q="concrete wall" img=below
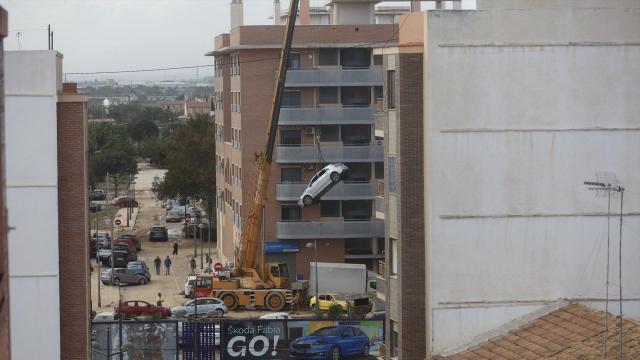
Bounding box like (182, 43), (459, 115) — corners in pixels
(424, 1), (640, 354)
(0, 7), (10, 360)
(5, 50), (62, 360)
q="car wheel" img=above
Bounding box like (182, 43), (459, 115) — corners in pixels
(216, 309), (224, 318)
(363, 344), (369, 356)
(113, 278), (120, 286)
(138, 278), (146, 285)
(330, 171), (340, 182)
(330, 346), (341, 360)
(220, 292), (239, 311)
(302, 195), (313, 206)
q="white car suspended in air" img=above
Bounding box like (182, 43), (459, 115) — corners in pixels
(298, 163), (349, 207)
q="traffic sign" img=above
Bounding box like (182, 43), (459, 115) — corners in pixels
(185, 214), (191, 223)
(214, 262), (223, 271)
(114, 219), (122, 226)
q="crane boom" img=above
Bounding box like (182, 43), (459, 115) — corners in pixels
(237, 0), (300, 271)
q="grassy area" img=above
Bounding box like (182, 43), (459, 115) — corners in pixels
(89, 205), (122, 231)
(93, 182), (133, 198)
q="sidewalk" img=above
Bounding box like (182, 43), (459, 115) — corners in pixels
(112, 207), (139, 231)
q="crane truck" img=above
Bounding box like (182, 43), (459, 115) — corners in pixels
(192, 0), (300, 312)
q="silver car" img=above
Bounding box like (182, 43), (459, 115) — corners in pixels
(100, 268), (150, 286)
(171, 297), (227, 318)
(298, 163), (349, 206)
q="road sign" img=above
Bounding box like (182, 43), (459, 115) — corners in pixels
(114, 219), (122, 226)
(214, 262), (223, 271)
(185, 214), (191, 223)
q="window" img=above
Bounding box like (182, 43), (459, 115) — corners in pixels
(374, 86), (383, 101)
(231, 54), (240, 76)
(342, 200), (372, 220)
(388, 155), (397, 193)
(319, 87), (339, 104)
(341, 124), (370, 145)
(282, 91), (301, 107)
(390, 237), (398, 275)
(387, 70), (396, 109)
(281, 206), (301, 221)
(320, 200), (341, 217)
(374, 162), (384, 179)
(280, 129), (301, 145)
(318, 49), (339, 66)
(345, 238), (372, 255)
(341, 86), (370, 106)
(373, 54), (383, 66)
(344, 163), (371, 182)
(281, 167), (302, 183)
(287, 53), (300, 70)
(340, 48), (371, 68)
(343, 327), (355, 337)
(319, 125), (339, 141)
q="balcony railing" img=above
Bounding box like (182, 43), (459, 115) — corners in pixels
(279, 106), (375, 125)
(276, 181), (376, 201)
(285, 68), (383, 87)
(275, 142), (384, 163)
(277, 219), (384, 239)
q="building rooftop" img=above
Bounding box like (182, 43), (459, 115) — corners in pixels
(436, 303), (640, 360)
(186, 100), (209, 108)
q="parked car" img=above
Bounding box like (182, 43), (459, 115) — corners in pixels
(93, 311), (115, 322)
(149, 226), (169, 242)
(288, 325), (370, 360)
(166, 209), (184, 223)
(99, 249), (132, 267)
(89, 237), (97, 257)
(365, 298), (385, 320)
(114, 237), (136, 254)
(113, 196), (138, 208)
(115, 300), (170, 319)
(184, 276), (197, 298)
(298, 163), (349, 206)
(127, 261), (150, 279)
(259, 312), (289, 320)
(101, 268), (150, 286)
(91, 189), (107, 201)
(182, 223), (209, 239)
(171, 297), (227, 318)
(89, 202), (103, 213)
(92, 231), (111, 248)
(119, 234), (141, 251)
(309, 293), (349, 312)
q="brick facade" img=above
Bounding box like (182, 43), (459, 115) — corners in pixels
(56, 88), (90, 360)
(0, 7), (9, 360)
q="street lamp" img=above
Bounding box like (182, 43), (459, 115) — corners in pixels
(306, 240), (318, 308)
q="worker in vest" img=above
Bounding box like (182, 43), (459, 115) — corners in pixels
(156, 292), (164, 306)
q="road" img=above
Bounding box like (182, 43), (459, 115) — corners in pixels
(91, 163), (313, 319)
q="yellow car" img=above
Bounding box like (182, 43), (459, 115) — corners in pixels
(309, 293), (348, 312)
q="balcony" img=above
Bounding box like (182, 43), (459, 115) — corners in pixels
(275, 142), (384, 163)
(276, 181), (377, 201)
(277, 219), (384, 239)
(279, 107), (375, 125)
(285, 68), (383, 87)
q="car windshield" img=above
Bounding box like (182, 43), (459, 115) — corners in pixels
(332, 294), (346, 300)
(311, 327), (344, 337)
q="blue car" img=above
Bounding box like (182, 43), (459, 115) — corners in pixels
(289, 326), (370, 360)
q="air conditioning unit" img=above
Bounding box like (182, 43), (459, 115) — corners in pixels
(304, 127), (315, 136)
(303, 163), (315, 171)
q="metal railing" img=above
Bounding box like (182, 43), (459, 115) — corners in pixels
(277, 219), (384, 239)
(276, 181), (376, 201)
(275, 142), (384, 163)
(279, 106), (375, 125)
(285, 68), (383, 87)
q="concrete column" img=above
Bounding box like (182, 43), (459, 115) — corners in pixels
(230, 0), (244, 29)
(273, 0), (281, 25)
(453, 0), (462, 10)
(300, 0), (310, 25)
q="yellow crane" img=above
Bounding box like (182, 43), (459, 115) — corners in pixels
(198, 0), (299, 312)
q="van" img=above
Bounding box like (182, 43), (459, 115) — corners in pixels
(184, 276), (197, 298)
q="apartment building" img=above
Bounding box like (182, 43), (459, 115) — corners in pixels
(273, 0), (411, 25)
(376, 1), (640, 358)
(0, 7), (9, 360)
(210, 0), (403, 280)
(5, 51), (90, 360)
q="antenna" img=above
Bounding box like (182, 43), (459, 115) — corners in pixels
(583, 172), (625, 358)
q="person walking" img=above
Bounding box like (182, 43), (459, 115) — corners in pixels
(154, 256), (161, 275)
(172, 241), (179, 256)
(164, 256), (172, 275)
(156, 292), (164, 306)
(190, 257), (197, 275)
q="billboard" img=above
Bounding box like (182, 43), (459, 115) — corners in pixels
(221, 319), (384, 360)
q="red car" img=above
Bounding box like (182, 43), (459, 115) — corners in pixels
(113, 197), (139, 208)
(115, 300), (170, 319)
(114, 238), (136, 253)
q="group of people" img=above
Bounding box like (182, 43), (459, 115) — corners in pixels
(152, 241), (215, 276)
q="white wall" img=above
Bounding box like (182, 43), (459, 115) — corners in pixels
(5, 50), (61, 360)
(424, 1), (640, 354)
(332, 2), (375, 25)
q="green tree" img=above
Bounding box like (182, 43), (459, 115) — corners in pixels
(88, 121), (138, 192)
(139, 137), (168, 167)
(129, 118), (159, 142)
(153, 114), (216, 228)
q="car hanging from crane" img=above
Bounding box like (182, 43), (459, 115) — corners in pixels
(299, 163), (349, 207)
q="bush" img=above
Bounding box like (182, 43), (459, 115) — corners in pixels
(327, 304), (344, 319)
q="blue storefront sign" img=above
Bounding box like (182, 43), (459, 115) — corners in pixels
(265, 241), (299, 253)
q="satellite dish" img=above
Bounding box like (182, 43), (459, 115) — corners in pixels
(102, 98), (111, 108)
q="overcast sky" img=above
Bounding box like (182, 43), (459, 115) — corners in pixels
(1, 0), (475, 83)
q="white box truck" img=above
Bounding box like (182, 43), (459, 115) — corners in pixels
(308, 262), (376, 295)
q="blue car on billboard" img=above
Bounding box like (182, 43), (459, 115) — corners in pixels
(288, 325), (370, 360)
